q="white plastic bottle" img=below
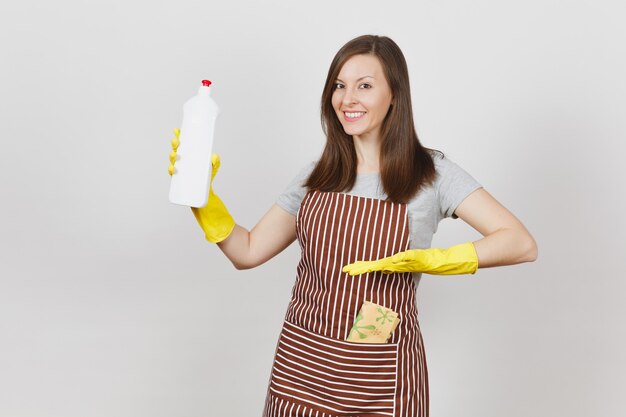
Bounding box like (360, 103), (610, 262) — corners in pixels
(169, 79), (220, 207)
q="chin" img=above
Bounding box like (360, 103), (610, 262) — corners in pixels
(347, 127), (366, 135)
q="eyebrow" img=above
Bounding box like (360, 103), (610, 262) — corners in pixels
(335, 76), (375, 82)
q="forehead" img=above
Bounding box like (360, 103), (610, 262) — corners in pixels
(336, 54), (384, 80)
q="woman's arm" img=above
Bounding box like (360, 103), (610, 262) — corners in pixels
(216, 204), (297, 270)
(453, 188), (538, 268)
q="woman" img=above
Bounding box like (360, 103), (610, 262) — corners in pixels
(169, 35), (538, 417)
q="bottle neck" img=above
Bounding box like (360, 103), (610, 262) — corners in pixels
(198, 86), (211, 96)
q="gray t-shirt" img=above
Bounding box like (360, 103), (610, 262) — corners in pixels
(275, 153), (482, 287)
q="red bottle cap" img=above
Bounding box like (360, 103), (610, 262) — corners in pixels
(202, 80), (212, 87)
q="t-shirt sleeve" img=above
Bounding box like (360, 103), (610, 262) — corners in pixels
(434, 154), (483, 219)
(275, 161), (317, 216)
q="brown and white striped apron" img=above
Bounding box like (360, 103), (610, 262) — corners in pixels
(263, 190), (429, 417)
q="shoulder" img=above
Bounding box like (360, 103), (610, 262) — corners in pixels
(429, 151), (467, 181)
(305, 159), (317, 172)
(429, 150), (451, 170)
(288, 159), (316, 179)
(297, 160), (317, 180)
(275, 160), (318, 216)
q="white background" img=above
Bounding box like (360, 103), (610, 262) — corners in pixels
(1, 0), (624, 416)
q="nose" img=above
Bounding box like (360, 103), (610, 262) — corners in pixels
(341, 86), (358, 107)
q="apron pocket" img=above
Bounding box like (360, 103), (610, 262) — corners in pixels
(346, 300), (401, 344)
(269, 319), (398, 416)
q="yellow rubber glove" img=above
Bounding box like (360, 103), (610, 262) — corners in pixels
(342, 242), (479, 276)
(168, 128), (235, 243)
(167, 128), (180, 175)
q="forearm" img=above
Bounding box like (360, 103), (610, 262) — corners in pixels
(215, 224), (252, 270)
(472, 228), (538, 268)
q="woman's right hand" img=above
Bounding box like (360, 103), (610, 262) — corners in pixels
(190, 153), (236, 243)
(168, 128), (235, 243)
(167, 129), (297, 268)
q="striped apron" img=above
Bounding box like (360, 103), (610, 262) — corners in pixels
(263, 190), (429, 417)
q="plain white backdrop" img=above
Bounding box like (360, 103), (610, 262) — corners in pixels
(1, 0), (624, 416)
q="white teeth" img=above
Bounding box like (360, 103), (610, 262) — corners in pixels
(345, 112), (365, 118)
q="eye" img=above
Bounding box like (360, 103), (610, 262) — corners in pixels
(360, 83), (371, 88)
(334, 83), (343, 89)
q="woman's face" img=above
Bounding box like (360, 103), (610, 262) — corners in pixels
(331, 54), (394, 141)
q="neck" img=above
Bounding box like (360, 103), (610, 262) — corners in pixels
(353, 132), (381, 172)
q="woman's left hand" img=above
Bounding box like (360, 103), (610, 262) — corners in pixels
(341, 242), (479, 276)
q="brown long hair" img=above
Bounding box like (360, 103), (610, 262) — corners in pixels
(303, 34), (444, 204)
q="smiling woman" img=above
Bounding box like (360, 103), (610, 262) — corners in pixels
(169, 33), (537, 417)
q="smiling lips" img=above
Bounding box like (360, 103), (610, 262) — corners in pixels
(343, 111), (366, 121)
